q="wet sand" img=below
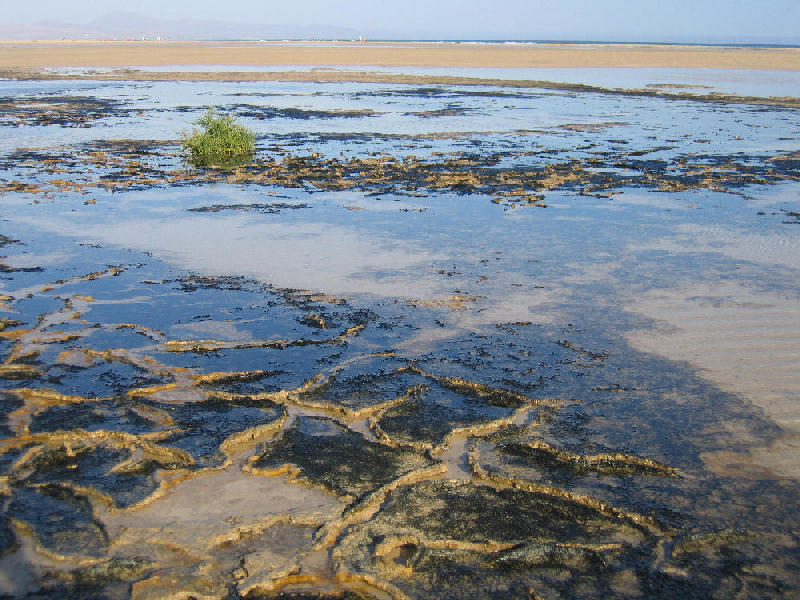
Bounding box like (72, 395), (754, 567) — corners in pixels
(625, 281), (800, 478)
(1, 40), (799, 71)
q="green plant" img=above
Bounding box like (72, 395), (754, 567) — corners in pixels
(181, 108), (255, 166)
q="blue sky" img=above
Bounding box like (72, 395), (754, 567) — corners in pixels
(2, 0), (798, 43)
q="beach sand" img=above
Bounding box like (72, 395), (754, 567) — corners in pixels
(1, 40), (799, 71)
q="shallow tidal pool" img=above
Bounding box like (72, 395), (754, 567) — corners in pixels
(1, 72), (799, 599)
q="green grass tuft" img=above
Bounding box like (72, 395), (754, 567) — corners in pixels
(181, 108), (256, 166)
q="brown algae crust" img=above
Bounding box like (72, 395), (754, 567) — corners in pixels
(2, 140), (798, 208)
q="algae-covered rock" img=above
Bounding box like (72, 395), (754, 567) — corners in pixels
(357, 480), (645, 545)
(158, 395), (287, 467)
(467, 428), (716, 532)
(73, 556), (155, 585)
(7, 485), (108, 558)
(334, 480), (653, 600)
(297, 370), (423, 415)
(248, 591), (379, 600)
(332, 478), (800, 599)
(0, 512), (16, 555)
(247, 416), (438, 501)
(16, 557), (157, 600)
(26, 394), (287, 472)
(0, 390), (24, 438)
(17, 441), (173, 509)
(29, 398), (165, 436)
(295, 357), (427, 416)
(470, 432), (677, 485)
(652, 530), (800, 600)
(372, 379), (519, 453)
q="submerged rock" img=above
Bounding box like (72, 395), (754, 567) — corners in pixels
(247, 416), (439, 501)
(0, 390), (24, 438)
(295, 357), (427, 417)
(371, 376), (524, 453)
(0, 513), (16, 556)
(334, 480), (653, 600)
(7, 485), (108, 559)
(29, 398), (166, 436)
(157, 395), (287, 468)
(13, 439), (178, 510)
(349, 479), (647, 545)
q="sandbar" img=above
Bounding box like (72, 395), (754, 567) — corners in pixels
(1, 40), (799, 71)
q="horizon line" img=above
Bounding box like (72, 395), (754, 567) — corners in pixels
(1, 38), (799, 48)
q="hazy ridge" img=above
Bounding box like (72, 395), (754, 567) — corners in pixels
(0, 10), (363, 41)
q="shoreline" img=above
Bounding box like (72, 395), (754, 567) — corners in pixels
(1, 40), (799, 71)
(3, 67), (798, 109)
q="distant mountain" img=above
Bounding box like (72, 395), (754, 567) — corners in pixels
(0, 11), (363, 41)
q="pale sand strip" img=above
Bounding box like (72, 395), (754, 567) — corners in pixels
(1, 40), (799, 71)
(4, 68), (797, 108)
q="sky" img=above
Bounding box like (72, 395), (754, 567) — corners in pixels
(1, 0), (798, 43)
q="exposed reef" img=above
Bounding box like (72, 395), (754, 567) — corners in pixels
(2, 138), (798, 207)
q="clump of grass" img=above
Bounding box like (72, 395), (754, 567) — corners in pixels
(181, 108), (255, 166)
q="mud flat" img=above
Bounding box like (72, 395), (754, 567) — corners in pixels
(1, 57), (800, 599)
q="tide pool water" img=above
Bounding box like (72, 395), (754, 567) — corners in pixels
(0, 71), (799, 599)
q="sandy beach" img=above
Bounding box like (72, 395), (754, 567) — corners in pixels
(1, 40), (799, 71)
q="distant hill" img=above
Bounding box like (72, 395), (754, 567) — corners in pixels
(0, 11), (363, 41)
